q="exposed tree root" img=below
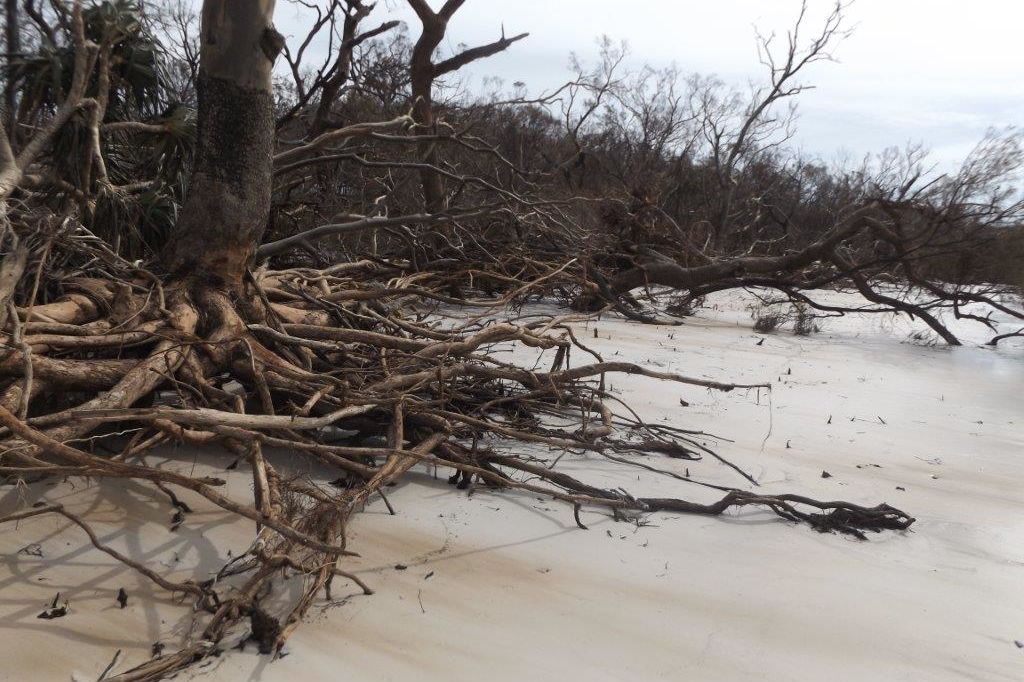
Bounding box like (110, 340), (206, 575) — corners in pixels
(0, 233), (916, 681)
(6, 2), (1022, 679)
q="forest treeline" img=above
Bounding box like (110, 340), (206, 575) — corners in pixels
(0, 3), (1014, 676)
(3, 1), (1021, 308)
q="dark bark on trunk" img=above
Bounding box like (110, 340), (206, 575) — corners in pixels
(405, 0), (524, 217)
(312, 59), (353, 137)
(310, 8), (395, 136)
(410, 21), (446, 213)
(610, 205), (877, 294)
(163, 0), (282, 289)
(713, 187), (734, 251)
(165, 75), (275, 286)
(4, 0), (18, 140)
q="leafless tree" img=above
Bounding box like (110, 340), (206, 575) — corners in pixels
(406, 0), (527, 211)
(2, 2), (1021, 678)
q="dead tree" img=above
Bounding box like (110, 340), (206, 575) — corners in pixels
(527, 3), (1023, 343)
(406, 0), (527, 212)
(704, 1), (848, 251)
(0, 2), (954, 679)
(275, 1), (399, 132)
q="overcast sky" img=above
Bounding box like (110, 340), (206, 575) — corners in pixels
(272, 0), (1024, 166)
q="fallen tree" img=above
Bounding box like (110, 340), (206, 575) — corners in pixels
(253, 0), (1023, 344)
(8, 1), (1014, 678)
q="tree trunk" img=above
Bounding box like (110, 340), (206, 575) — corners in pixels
(163, 0), (283, 289)
(410, 18), (446, 213)
(310, 7), (364, 136)
(4, 0), (18, 140)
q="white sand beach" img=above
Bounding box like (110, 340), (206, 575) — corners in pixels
(3, 290), (1021, 682)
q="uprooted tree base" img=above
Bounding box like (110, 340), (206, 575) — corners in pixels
(0, 229), (913, 681)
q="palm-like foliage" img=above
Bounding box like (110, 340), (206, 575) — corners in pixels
(11, 1), (195, 259)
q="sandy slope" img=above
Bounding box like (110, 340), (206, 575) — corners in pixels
(1, 291), (1021, 681)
